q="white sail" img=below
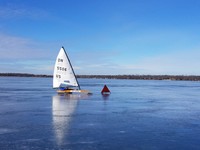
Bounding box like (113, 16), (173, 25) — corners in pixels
(53, 47), (80, 89)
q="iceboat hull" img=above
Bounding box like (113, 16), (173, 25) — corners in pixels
(57, 89), (92, 94)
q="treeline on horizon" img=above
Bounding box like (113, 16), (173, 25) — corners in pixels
(76, 75), (200, 81)
(0, 73), (52, 78)
(1, 73), (200, 81)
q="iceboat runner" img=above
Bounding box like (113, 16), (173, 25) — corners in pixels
(53, 47), (91, 94)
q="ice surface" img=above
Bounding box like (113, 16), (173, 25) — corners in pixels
(0, 77), (200, 149)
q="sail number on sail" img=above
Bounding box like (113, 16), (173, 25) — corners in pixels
(57, 58), (67, 71)
(56, 58), (68, 79)
(56, 66), (67, 79)
(56, 75), (61, 78)
(57, 66), (67, 71)
(58, 58), (63, 62)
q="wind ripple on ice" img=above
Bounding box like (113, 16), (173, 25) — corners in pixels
(0, 128), (17, 134)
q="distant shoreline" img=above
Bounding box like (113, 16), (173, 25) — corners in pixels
(0, 73), (200, 81)
(0, 73), (52, 78)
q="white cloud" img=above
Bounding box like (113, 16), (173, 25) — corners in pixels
(0, 3), (48, 19)
(122, 48), (200, 75)
(0, 33), (57, 59)
(74, 47), (200, 75)
(0, 33), (57, 74)
(0, 33), (199, 75)
(0, 34), (32, 59)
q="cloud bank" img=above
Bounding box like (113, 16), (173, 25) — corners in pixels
(0, 3), (48, 19)
(0, 33), (55, 74)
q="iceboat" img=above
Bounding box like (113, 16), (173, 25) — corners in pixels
(53, 47), (91, 94)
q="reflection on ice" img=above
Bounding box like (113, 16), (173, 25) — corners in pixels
(102, 94), (110, 100)
(52, 94), (89, 146)
(52, 95), (78, 146)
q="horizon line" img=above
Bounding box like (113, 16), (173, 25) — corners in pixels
(0, 72), (200, 77)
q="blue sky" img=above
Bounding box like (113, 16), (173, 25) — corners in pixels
(0, 0), (200, 75)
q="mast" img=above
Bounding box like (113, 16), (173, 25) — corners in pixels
(62, 46), (81, 90)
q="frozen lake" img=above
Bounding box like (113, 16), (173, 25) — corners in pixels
(0, 77), (200, 149)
